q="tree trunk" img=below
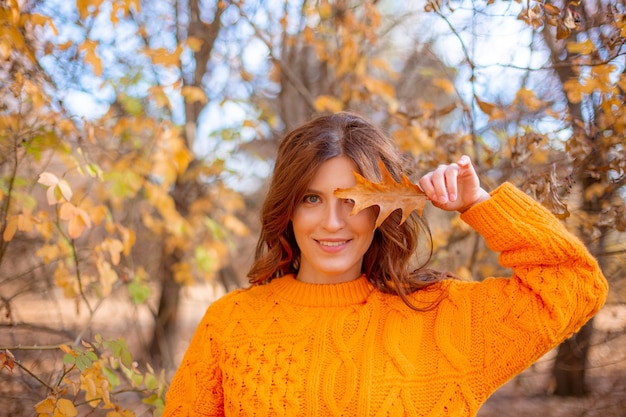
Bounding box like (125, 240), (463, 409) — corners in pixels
(149, 248), (182, 369)
(551, 318), (594, 396)
(147, 0), (225, 369)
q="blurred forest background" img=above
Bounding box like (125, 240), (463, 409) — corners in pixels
(1, 0), (625, 416)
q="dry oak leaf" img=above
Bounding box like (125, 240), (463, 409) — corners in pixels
(1, 349), (15, 372)
(334, 159), (427, 229)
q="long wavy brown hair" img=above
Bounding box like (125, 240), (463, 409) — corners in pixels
(247, 112), (451, 309)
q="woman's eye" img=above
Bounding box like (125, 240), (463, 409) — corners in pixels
(303, 195), (320, 204)
(345, 198), (355, 205)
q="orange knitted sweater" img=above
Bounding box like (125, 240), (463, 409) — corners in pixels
(163, 183), (608, 417)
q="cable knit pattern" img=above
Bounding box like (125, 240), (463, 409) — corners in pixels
(163, 183), (608, 417)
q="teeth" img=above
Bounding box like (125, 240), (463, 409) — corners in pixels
(318, 241), (347, 247)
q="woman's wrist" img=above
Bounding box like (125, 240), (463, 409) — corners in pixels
(458, 189), (491, 213)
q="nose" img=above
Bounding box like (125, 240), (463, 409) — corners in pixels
(322, 200), (346, 231)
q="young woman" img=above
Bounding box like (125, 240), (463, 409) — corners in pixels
(162, 112), (608, 416)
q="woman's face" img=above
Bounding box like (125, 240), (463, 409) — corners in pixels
(291, 156), (376, 284)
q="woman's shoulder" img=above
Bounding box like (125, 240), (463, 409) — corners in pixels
(204, 281), (276, 317)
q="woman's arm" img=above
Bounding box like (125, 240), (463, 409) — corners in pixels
(162, 307), (225, 417)
(419, 157), (608, 397)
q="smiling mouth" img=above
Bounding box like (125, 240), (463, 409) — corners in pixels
(317, 240), (349, 247)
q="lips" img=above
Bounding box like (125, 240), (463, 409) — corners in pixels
(316, 239), (350, 247)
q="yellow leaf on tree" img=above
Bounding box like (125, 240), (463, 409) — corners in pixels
(474, 95), (496, 115)
(79, 39), (103, 76)
(174, 147), (193, 175)
(432, 77), (456, 94)
(34, 396), (56, 414)
(563, 78), (583, 103)
(514, 88), (544, 112)
(54, 263), (78, 299)
(172, 261), (193, 285)
(2, 217), (17, 242)
(59, 202), (92, 239)
(38, 172), (73, 205)
(76, 0), (103, 20)
(223, 213), (249, 237)
(97, 258), (118, 296)
(181, 86), (207, 104)
(144, 46), (182, 67)
(117, 224), (136, 256)
(26, 13), (58, 36)
(474, 95), (505, 120)
(55, 398), (78, 417)
(186, 36), (204, 52)
(584, 182), (606, 201)
(102, 238), (124, 266)
(314, 95), (343, 113)
(334, 159), (427, 228)
(363, 76), (396, 99)
(566, 39), (595, 55)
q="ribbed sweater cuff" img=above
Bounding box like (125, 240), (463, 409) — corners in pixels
(460, 182), (539, 249)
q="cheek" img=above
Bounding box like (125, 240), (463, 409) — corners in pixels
(291, 207), (314, 234)
(355, 207), (377, 232)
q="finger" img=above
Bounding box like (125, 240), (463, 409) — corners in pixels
(443, 165), (459, 201)
(456, 155), (476, 179)
(431, 164), (453, 204)
(418, 173), (436, 200)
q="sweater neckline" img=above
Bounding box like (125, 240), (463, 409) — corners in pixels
(270, 274), (374, 307)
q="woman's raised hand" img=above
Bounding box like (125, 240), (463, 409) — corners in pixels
(418, 155), (490, 213)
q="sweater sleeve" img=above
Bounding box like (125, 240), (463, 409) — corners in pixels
(458, 182), (608, 394)
(162, 300), (226, 417)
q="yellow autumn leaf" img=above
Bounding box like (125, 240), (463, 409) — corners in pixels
(318, 2), (332, 19)
(86, 204), (107, 225)
(76, 0), (98, 20)
(514, 88), (544, 112)
(97, 258), (118, 296)
(186, 36), (204, 52)
(362, 76), (396, 98)
(34, 396), (55, 414)
(222, 213), (249, 237)
(39, 172), (73, 205)
(24, 79), (47, 109)
(432, 77), (456, 94)
(144, 46), (181, 67)
(314, 95), (343, 112)
(59, 202), (92, 239)
(26, 13), (58, 36)
(174, 147), (193, 175)
(37, 243), (61, 263)
(58, 344), (73, 354)
(102, 238), (124, 266)
(54, 263), (77, 298)
(57, 40), (73, 51)
(474, 95), (505, 120)
(563, 78), (583, 103)
(79, 39), (102, 76)
(584, 182), (606, 201)
(566, 39), (595, 55)
(172, 261), (193, 285)
(117, 225), (136, 256)
(55, 399), (78, 417)
(474, 95), (496, 115)
(2, 217), (17, 242)
(181, 86), (207, 104)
